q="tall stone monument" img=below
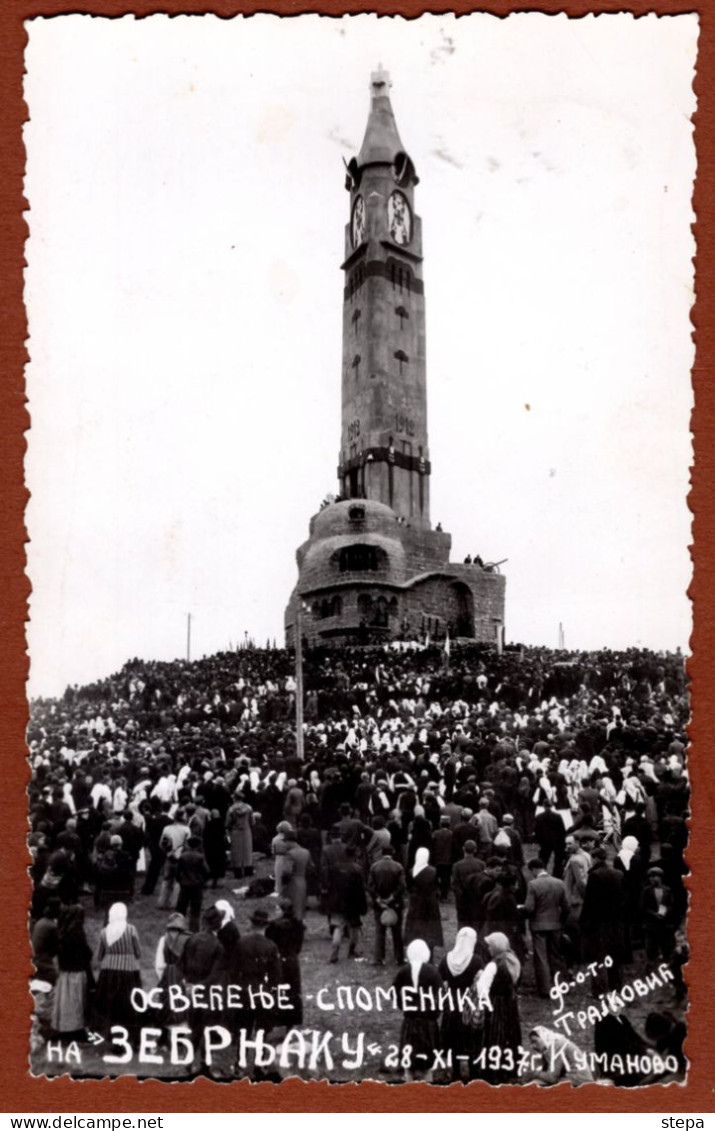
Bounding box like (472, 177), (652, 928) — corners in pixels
(286, 68), (506, 647)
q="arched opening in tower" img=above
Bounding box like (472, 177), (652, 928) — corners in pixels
(451, 581), (475, 638)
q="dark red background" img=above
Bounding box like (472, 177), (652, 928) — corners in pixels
(1, 0), (712, 1111)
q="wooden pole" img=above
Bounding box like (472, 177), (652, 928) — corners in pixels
(295, 602), (305, 762)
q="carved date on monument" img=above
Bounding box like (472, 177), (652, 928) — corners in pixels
(394, 413), (415, 437)
(347, 419), (361, 442)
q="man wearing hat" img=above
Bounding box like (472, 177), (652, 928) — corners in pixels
(181, 906), (225, 1070)
(451, 809), (476, 859)
(642, 865), (676, 969)
(265, 897), (305, 1027)
(232, 906), (282, 1043)
(183, 905), (223, 986)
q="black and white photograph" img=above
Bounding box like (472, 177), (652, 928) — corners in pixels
(23, 13), (695, 1086)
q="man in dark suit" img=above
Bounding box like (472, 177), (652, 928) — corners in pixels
(182, 905), (225, 1072)
(116, 810), (145, 895)
(431, 816), (454, 899)
(176, 834), (210, 932)
(368, 845), (406, 965)
(581, 847), (626, 992)
(320, 824), (347, 925)
(641, 865), (676, 968)
(141, 799), (172, 896)
(452, 810), (477, 859)
(451, 840), (484, 928)
(232, 905), (283, 1039)
(523, 857), (569, 997)
(461, 857), (496, 935)
(534, 798), (567, 875)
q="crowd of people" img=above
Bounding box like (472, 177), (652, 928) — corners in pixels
(28, 641), (689, 1083)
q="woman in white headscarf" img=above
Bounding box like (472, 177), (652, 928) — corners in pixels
(615, 835), (639, 873)
(529, 1025), (594, 1084)
(214, 898), (241, 972)
(438, 927), (483, 1080)
(618, 769), (647, 819)
(473, 932), (522, 1084)
(392, 939), (443, 1082)
(614, 834), (645, 960)
(92, 902), (142, 1038)
(404, 847), (443, 955)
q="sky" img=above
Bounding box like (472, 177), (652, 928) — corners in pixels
(23, 13), (697, 698)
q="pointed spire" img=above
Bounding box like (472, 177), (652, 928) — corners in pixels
(356, 65), (406, 169)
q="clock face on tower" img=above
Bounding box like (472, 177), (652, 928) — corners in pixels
(351, 195), (365, 249)
(388, 190), (412, 246)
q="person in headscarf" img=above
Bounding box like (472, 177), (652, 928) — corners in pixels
(618, 768), (648, 821)
(271, 820), (293, 896)
(51, 904), (93, 1039)
(226, 791), (254, 879)
(392, 939), (444, 1082)
(405, 805), (433, 873)
(437, 927), (483, 1081)
(614, 834), (645, 958)
(92, 902), (142, 1039)
(30, 978), (55, 1053)
(214, 898), (241, 969)
(155, 912), (190, 975)
(474, 932), (521, 1083)
(528, 1025), (594, 1085)
(404, 847), (443, 957)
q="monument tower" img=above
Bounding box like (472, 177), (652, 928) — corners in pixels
(285, 68), (506, 646)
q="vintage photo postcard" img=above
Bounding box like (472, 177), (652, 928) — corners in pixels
(23, 12), (696, 1089)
